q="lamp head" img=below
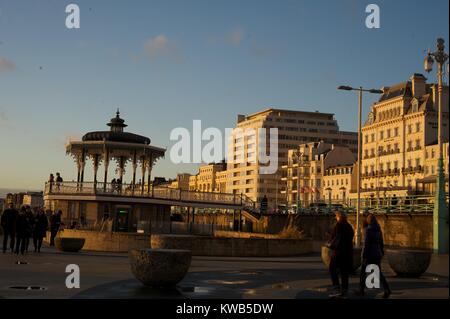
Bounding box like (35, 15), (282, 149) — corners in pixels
(424, 55), (434, 73)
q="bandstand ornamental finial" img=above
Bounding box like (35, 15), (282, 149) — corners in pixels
(107, 109), (127, 133)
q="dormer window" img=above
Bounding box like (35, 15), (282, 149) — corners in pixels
(411, 98), (419, 112)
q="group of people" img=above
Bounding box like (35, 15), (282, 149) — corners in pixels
(1, 203), (63, 255)
(327, 210), (391, 298)
(48, 172), (64, 192)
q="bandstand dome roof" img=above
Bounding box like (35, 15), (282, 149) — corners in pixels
(82, 110), (151, 145)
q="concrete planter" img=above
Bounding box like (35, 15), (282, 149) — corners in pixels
(55, 237), (85, 252)
(321, 245), (362, 272)
(129, 249), (191, 287)
(386, 249), (432, 278)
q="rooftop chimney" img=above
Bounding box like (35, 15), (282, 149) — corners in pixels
(410, 73), (427, 98)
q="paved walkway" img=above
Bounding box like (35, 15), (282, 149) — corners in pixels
(0, 245), (448, 299)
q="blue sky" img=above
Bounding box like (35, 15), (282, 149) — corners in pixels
(0, 0), (448, 190)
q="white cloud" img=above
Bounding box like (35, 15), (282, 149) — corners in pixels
(207, 27), (246, 47)
(227, 28), (245, 46)
(143, 34), (182, 62)
(0, 57), (15, 73)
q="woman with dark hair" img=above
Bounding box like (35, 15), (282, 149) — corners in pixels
(360, 213), (391, 298)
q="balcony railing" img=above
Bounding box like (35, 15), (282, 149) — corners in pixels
(44, 181), (254, 208)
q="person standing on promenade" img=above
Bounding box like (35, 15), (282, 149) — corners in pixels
(48, 173), (55, 192)
(359, 213), (391, 298)
(49, 210), (63, 246)
(327, 210), (354, 298)
(24, 206), (34, 252)
(14, 207), (29, 255)
(1, 202), (18, 253)
(55, 172), (63, 191)
(33, 208), (48, 253)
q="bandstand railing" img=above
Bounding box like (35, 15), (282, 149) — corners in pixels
(44, 181), (254, 208)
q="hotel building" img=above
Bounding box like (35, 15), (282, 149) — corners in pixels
(360, 73), (449, 199)
(188, 161), (227, 193)
(227, 109), (358, 208)
(281, 142), (356, 208)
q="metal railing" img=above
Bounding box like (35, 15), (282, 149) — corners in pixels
(44, 181), (254, 208)
(277, 194), (448, 215)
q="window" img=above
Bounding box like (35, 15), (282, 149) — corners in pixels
(408, 124), (412, 134)
(380, 131), (384, 140)
(394, 127), (399, 136)
(408, 141), (413, 150)
(416, 122), (420, 132)
(365, 135), (369, 143)
(394, 161), (398, 169)
(415, 158), (420, 167)
(387, 129), (391, 138)
(371, 133), (375, 142)
(407, 159), (412, 168)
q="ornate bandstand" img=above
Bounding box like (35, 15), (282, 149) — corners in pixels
(43, 111), (251, 233)
(66, 110), (165, 194)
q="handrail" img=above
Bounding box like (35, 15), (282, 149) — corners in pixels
(44, 181), (250, 207)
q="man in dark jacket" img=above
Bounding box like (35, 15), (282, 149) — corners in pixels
(360, 213), (391, 298)
(33, 208), (48, 253)
(327, 210), (354, 297)
(1, 202), (18, 253)
(24, 206), (34, 252)
(15, 207), (29, 255)
(49, 210), (63, 246)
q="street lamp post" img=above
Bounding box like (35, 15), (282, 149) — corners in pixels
(424, 38), (449, 254)
(338, 85), (383, 247)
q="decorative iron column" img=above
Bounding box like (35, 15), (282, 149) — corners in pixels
(103, 148), (109, 192)
(424, 38), (449, 254)
(92, 154), (100, 192)
(132, 150), (137, 193)
(147, 152), (153, 195)
(140, 156), (147, 195)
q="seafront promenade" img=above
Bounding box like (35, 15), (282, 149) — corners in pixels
(0, 244), (447, 299)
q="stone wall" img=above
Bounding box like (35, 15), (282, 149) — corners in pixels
(54, 229), (150, 252)
(151, 234), (313, 257)
(180, 212), (434, 249)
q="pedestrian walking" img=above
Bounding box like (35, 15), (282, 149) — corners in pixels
(24, 206), (34, 252)
(359, 213), (391, 298)
(260, 195), (268, 214)
(327, 210), (354, 298)
(1, 202), (18, 253)
(33, 208), (48, 253)
(49, 210), (63, 246)
(15, 207), (29, 255)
